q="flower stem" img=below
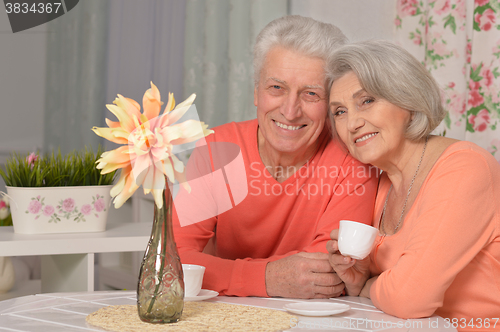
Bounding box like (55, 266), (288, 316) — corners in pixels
(146, 197), (168, 314)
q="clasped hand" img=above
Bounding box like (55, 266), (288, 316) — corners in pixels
(326, 229), (371, 296)
(265, 252), (345, 298)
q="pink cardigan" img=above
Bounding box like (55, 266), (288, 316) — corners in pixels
(370, 141), (500, 327)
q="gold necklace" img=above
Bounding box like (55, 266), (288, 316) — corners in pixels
(381, 136), (429, 234)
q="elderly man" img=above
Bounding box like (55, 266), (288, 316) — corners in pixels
(172, 15), (378, 298)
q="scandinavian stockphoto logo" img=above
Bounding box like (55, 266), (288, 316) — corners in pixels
(172, 140), (249, 227)
(127, 103), (249, 228)
(4, 0), (79, 33)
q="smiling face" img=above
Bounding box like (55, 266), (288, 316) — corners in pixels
(329, 71), (412, 168)
(254, 46), (328, 162)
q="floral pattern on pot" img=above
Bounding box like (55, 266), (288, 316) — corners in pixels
(394, 0), (500, 158)
(25, 195), (107, 223)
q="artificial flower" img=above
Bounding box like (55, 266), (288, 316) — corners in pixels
(0, 199), (9, 219)
(26, 152), (38, 169)
(92, 82), (213, 209)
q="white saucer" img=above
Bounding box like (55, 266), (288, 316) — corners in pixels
(284, 302), (350, 316)
(185, 289), (219, 301)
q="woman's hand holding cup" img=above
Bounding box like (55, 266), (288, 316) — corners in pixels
(327, 220), (377, 296)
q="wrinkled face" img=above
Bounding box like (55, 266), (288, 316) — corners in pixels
(254, 46), (328, 158)
(329, 71), (412, 167)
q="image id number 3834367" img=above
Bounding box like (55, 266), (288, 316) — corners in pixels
(444, 318), (499, 329)
(5, 2), (62, 14)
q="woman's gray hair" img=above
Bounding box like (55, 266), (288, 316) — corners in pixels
(327, 40), (446, 141)
(253, 15), (347, 85)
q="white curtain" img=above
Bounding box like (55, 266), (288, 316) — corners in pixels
(44, 0), (109, 155)
(44, 0), (187, 154)
(44, 0), (290, 152)
(183, 0), (289, 127)
(105, 0), (186, 115)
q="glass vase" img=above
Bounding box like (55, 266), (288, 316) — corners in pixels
(137, 185), (184, 323)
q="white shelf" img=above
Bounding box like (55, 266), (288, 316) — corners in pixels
(0, 220), (151, 294)
(0, 222), (152, 256)
(0, 192), (158, 294)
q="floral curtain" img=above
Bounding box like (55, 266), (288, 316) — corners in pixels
(395, 0), (500, 162)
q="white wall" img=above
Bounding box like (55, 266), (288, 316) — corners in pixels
(291, 0), (396, 42)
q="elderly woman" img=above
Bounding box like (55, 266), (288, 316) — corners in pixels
(326, 40), (500, 324)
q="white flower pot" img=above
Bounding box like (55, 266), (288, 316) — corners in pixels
(5, 185), (112, 234)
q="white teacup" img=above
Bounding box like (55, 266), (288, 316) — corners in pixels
(182, 264), (205, 297)
(338, 220), (378, 260)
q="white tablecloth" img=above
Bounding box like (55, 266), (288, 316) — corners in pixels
(0, 290), (457, 331)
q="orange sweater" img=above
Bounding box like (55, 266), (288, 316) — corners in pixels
(370, 141), (500, 328)
(173, 119), (378, 297)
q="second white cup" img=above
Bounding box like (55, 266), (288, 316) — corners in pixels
(338, 220), (378, 260)
(182, 264), (205, 297)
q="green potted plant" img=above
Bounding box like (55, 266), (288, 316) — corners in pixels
(0, 146), (116, 234)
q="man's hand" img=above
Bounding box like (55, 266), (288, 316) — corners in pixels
(265, 252), (344, 298)
(327, 229), (371, 296)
